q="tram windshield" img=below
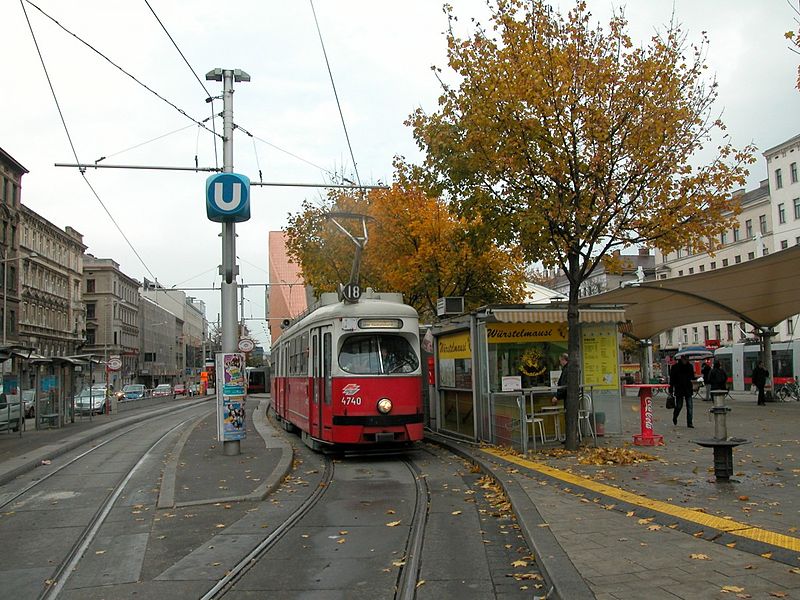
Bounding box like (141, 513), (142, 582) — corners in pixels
(339, 334), (419, 374)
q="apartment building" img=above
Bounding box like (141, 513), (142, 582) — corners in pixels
(83, 256), (140, 389)
(653, 134), (800, 354)
(19, 209), (87, 357)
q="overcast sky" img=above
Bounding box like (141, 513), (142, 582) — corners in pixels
(5, 0), (800, 350)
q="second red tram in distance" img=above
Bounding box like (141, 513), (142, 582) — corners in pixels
(271, 289), (423, 450)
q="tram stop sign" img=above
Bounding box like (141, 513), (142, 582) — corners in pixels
(206, 173), (251, 222)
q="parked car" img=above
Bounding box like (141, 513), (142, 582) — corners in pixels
(22, 389), (37, 418)
(0, 392), (24, 431)
(74, 388), (109, 415)
(122, 384), (146, 401)
(173, 383), (186, 396)
(152, 384), (173, 397)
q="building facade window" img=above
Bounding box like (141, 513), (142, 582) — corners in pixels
(726, 323), (734, 341)
(745, 219), (753, 238)
(735, 255), (741, 264)
(682, 328), (688, 344)
(791, 162), (798, 184)
(733, 227), (740, 241)
(720, 231), (727, 245)
(747, 251), (755, 260)
(778, 203), (786, 224)
(692, 327), (699, 343)
(788, 319), (795, 335)
(699, 265), (705, 272)
(715, 324), (721, 340)
(776, 168), (783, 189)
(86, 303), (95, 319)
(688, 267), (694, 274)
(710, 261), (716, 269)
(87, 279), (95, 293)
(759, 214), (767, 234)
(794, 198), (800, 220)
(722, 258), (729, 267)
(703, 326), (709, 341)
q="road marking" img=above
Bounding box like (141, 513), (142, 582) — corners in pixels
(482, 448), (800, 553)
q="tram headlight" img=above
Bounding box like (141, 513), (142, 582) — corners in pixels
(377, 398), (393, 414)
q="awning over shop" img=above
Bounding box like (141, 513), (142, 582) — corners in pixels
(488, 307), (626, 324)
(580, 244), (800, 340)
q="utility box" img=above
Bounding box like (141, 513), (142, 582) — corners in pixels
(436, 297), (464, 317)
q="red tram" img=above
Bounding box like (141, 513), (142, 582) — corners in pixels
(271, 289), (423, 450)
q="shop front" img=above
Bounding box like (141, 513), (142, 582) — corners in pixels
(430, 305), (625, 449)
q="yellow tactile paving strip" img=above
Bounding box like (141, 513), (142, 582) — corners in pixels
(483, 448), (800, 553)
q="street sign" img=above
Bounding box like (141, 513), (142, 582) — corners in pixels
(206, 173), (251, 222)
(341, 283), (361, 303)
(238, 338), (255, 353)
(107, 356), (122, 371)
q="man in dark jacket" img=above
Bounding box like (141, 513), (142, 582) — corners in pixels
(669, 356), (696, 428)
(751, 361), (769, 406)
(708, 360), (728, 401)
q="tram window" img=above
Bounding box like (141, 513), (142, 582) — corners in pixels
(339, 334), (419, 374)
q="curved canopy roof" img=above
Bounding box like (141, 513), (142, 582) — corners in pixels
(579, 244), (800, 340)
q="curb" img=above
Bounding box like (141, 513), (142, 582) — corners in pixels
(426, 432), (595, 600)
(168, 396), (294, 508)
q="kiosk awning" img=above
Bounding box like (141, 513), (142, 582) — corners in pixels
(489, 308), (626, 324)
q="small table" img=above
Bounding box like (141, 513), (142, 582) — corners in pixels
(623, 384), (670, 446)
(534, 405), (564, 442)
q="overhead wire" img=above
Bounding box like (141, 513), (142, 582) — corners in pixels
(20, 0), (159, 283)
(308, 0), (363, 189)
(143, 0), (220, 169)
(93, 123), (197, 164)
(22, 0), (222, 140)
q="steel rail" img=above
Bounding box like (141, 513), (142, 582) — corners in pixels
(395, 456), (430, 600)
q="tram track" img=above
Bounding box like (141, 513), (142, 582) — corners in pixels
(202, 450), (431, 600)
(0, 400), (209, 512)
(0, 402), (211, 599)
(39, 414), (201, 600)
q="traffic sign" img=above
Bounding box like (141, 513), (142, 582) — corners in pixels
(238, 338), (255, 353)
(107, 356), (122, 371)
(206, 173), (251, 222)
(341, 283), (361, 303)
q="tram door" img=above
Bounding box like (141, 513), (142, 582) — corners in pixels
(311, 327), (333, 441)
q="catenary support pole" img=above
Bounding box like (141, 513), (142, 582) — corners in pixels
(215, 68), (249, 456)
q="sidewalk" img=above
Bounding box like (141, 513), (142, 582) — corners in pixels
(433, 391), (800, 599)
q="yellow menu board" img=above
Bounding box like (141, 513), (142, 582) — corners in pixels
(581, 325), (619, 390)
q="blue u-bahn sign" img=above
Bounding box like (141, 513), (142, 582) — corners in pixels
(206, 173), (251, 222)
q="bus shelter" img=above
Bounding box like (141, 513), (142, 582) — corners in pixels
(429, 304), (626, 451)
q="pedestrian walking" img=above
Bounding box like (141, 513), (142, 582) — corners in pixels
(669, 355), (695, 428)
(751, 361), (769, 405)
(708, 360), (728, 403)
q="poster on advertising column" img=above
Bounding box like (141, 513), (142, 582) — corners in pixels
(215, 352), (247, 442)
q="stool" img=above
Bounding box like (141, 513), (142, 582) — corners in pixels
(525, 414), (546, 450)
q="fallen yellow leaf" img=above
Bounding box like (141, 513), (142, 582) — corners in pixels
(386, 520), (402, 527)
(690, 554), (710, 560)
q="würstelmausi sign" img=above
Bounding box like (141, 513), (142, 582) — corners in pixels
(486, 322), (567, 343)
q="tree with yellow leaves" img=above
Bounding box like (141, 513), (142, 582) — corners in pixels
(409, 0), (755, 449)
(284, 162), (526, 319)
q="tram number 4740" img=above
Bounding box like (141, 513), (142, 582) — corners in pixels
(340, 397), (362, 406)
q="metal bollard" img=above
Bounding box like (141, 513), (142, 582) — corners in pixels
(711, 391), (730, 440)
(693, 390), (748, 481)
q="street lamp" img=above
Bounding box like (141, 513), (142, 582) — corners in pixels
(1, 250), (38, 346)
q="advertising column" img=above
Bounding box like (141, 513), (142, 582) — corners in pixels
(216, 352), (247, 448)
